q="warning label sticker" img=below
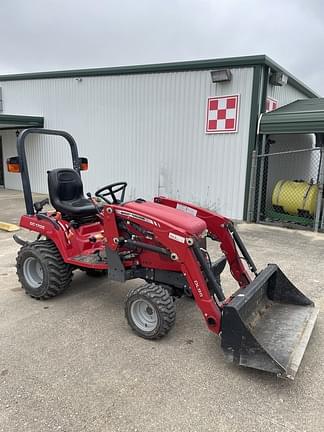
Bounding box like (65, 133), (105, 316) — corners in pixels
(176, 203), (197, 217)
(168, 232), (185, 243)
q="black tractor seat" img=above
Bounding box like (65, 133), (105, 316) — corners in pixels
(47, 168), (99, 222)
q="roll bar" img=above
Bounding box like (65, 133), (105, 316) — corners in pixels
(16, 128), (81, 215)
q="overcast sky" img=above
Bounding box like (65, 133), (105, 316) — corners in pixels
(1, 0), (323, 95)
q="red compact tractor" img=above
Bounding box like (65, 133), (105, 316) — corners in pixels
(8, 129), (318, 379)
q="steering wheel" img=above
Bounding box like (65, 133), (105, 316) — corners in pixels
(95, 182), (127, 204)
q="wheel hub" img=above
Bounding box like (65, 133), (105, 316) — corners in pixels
(23, 256), (44, 289)
(130, 299), (158, 332)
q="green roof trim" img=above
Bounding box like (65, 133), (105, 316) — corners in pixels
(258, 98), (324, 134)
(0, 114), (44, 130)
(0, 55), (318, 98)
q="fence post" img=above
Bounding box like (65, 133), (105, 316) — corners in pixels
(314, 147), (324, 232)
(256, 135), (267, 222)
(247, 150), (257, 223)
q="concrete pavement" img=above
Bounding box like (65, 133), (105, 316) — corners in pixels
(0, 189), (324, 432)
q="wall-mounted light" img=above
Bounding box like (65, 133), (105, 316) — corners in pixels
(269, 71), (288, 86)
(210, 69), (232, 83)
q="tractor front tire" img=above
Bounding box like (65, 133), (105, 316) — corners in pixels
(16, 240), (72, 299)
(125, 283), (176, 339)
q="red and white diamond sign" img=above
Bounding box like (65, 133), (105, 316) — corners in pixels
(205, 95), (240, 134)
(266, 97), (278, 112)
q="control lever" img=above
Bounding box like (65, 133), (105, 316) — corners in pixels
(34, 198), (49, 213)
(87, 192), (103, 217)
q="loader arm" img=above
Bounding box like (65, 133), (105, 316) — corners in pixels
(154, 197), (255, 288)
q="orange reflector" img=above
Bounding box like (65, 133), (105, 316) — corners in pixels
(7, 162), (21, 173)
(7, 156), (20, 173)
(79, 157), (88, 171)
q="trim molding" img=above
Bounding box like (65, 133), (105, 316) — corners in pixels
(0, 55), (318, 98)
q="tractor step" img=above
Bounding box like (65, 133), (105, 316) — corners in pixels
(70, 252), (106, 268)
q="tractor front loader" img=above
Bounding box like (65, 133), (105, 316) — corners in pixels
(8, 128), (318, 380)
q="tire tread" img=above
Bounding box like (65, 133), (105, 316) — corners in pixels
(16, 240), (72, 299)
(125, 283), (176, 339)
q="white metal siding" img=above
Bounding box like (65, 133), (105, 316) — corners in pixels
(267, 81), (309, 108)
(0, 68), (253, 219)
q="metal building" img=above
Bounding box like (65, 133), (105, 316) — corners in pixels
(0, 55), (318, 220)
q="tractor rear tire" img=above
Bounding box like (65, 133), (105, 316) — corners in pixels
(16, 240), (72, 299)
(125, 283), (176, 339)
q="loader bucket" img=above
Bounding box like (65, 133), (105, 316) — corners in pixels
(221, 264), (318, 379)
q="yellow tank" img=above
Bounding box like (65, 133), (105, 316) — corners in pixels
(272, 180), (318, 216)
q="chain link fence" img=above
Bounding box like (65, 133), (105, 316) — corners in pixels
(249, 138), (324, 232)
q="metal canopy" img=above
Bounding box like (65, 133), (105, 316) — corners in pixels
(0, 114), (44, 130)
(259, 98), (324, 135)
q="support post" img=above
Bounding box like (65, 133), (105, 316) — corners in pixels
(314, 147), (324, 232)
(256, 135), (267, 222)
(247, 150), (257, 223)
